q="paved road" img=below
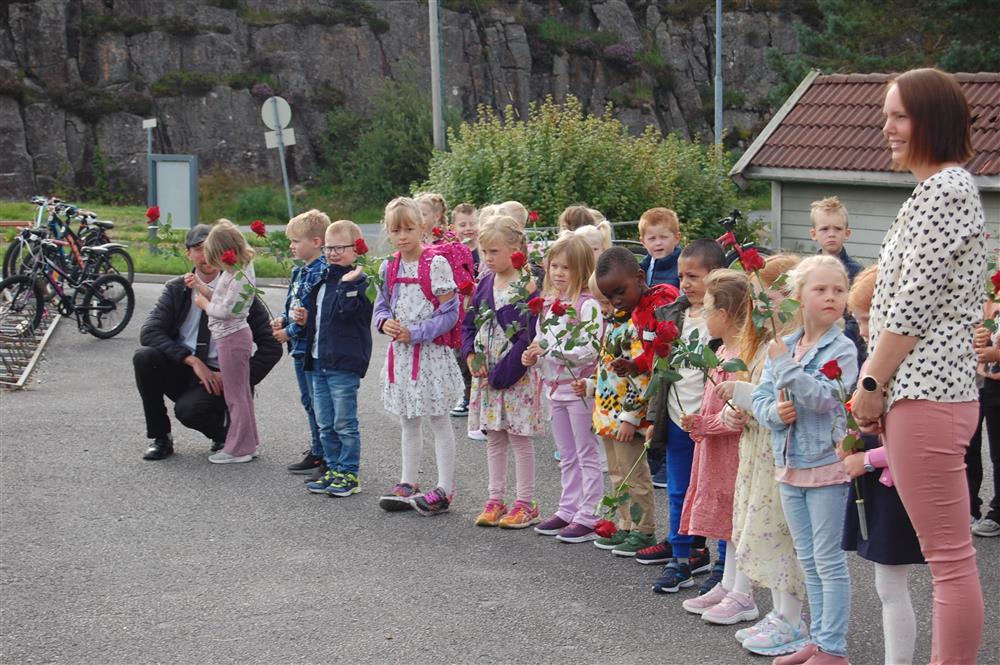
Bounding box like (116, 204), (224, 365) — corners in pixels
(2, 283), (998, 664)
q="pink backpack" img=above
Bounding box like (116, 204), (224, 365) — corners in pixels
(385, 242), (474, 349)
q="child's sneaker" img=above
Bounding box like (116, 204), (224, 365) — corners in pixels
(306, 469), (341, 494)
(735, 611), (777, 643)
(612, 531), (657, 557)
(411, 486), (451, 516)
(326, 472), (360, 497)
(475, 499), (508, 527)
(690, 547), (713, 575)
(772, 643), (818, 665)
(378, 483), (420, 511)
(499, 500), (541, 529)
(698, 560), (725, 594)
(534, 515), (570, 536)
(287, 451), (323, 474)
(467, 429), (487, 441)
(742, 614), (810, 657)
(681, 581), (729, 615)
(555, 522), (599, 543)
(652, 558), (694, 594)
(634, 538), (673, 565)
(594, 528), (630, 551)
(450, 398), (469, 417)
(702, 590), (759, 625)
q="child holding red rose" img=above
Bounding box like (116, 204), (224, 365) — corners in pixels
(461, 216), (543, 528)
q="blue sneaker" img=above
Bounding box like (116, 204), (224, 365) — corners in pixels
(326, 472), (361, 497)
(698, 560), (725, 595)
(652, 558), (694, 594)
(306, 470), (340, 494)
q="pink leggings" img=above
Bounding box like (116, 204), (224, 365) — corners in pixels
(884, 399), (982, 665)
(550, 398), (603, 527)
(485, 430), (535, 503)
(216, 327), (259, 457)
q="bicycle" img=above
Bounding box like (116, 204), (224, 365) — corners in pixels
(0, 235), (135, 339)
(719, 208), (774, 267)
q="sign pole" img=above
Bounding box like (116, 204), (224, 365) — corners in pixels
(271, 98), (294, 220)
(143, 118), (158, 250)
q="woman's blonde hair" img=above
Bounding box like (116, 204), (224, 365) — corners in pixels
(478, 215), (527, 255)
(543, 234), (594, 303)
(848, 265), (878, 314)
(572, 222), (612, 252)
(740, 253), (801, 367)
(414, 192), (448, 225)
(789, 254), (849, 299)
(204, 219), (254, 268)
(384, 197), (423, 233)
(557, 205), (596, 232)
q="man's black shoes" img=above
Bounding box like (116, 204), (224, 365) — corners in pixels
(143, 435), (174, 460)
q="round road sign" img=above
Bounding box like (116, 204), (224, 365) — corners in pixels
(261, 96), (291, 130)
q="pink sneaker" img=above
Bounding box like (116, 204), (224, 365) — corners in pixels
(773, 643), (818, 665)
(702, 590), (760, 625)
(802, 650), (848, 665)
(681, 582), (729, 615)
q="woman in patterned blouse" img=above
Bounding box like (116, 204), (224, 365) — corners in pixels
(853, 68), (987, 665)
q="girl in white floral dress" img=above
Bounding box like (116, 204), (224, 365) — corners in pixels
(373, 197), (463, 517)
(462, 216), (544, 529)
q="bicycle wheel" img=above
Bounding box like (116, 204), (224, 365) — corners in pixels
(80, 274), (134, 338)
(101, 247), (135, 283)
(2, 237), (38, 278)
(0, 275), (43, 334)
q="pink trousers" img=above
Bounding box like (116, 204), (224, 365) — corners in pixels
(216, 327), (259, 457)
(485, 430), (535, 503)
(884, 399), (982, 665)
(550, 398), (602, 527)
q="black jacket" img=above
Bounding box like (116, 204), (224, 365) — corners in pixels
(139, 273), (282, 386)
(302, 264), (374, 377)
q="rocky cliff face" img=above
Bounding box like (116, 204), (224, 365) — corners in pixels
(0, 0), (800, 199)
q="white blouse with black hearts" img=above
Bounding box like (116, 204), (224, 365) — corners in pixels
(870, 166), (988, 409)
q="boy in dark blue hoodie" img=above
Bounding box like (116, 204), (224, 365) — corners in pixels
(300, 220), (374, 498)
(637, 207), (683, 289)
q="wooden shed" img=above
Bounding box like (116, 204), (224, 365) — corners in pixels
(730, 71), (1000, 261)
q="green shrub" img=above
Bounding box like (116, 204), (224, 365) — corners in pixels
(48, 85), (124, 123)
(233, 185), (291, 223)
(80, 14), (152, 36)
(420, 95), (753, 241)
(532, 17), (619, 55)
(150, 71), (217, 97)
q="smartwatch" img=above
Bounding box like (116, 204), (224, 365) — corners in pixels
(861, 375), (880, 393)
(863, 451), (876, 474)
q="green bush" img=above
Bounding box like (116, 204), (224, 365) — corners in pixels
(151, 71), (217, 97)
(80, 14), (152, 37)
(49, 85), (124, 123)
(419, 95), (753, 241)
(233, 186), (291, 222)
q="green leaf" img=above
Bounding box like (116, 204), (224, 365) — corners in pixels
(721, 358), (748, 373)
(538, 339), (549, 350)
(758, 290), (771, 305)
(703, 346), (720, 369)
(984, 318), (998, 333)
(630, 501), (645, 525)
(841, 433), (863, 453)
(601, 495), (618, 508)
(662, 369), (683, 383)
(643, 379), (660, 400)
(232, 301), (244, 314)
(780, 298), (800, 314)
(687, 353), (706, 370)
(771, 272), (789, 289)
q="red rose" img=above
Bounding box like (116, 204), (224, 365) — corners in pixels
(991, 270), (1000, 292)
(820, 359), (842, 380)
(528, 210), (540, 224)
(432, 226), (445, 239)
(594, 519), (617, 538)
(146, 205), (160, 224)
(510, 251), (527, 270)
(527, 296), (545, 315)
(354, 238), (369, 255)
(250, 220), (267, 237)
(220, 249), (238, 266)
(457, 279), (475, 296)
(656, 320), (680, 343)
(653, 339), (673, 358)
(740, 248), (766, 273)
(716, 231), (737, 248)
(550, 299), (568, 316)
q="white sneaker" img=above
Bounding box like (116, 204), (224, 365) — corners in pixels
(467, 429), (487, 441)
(972, 517), (1000, 537)
(742, 614), (810, 656)
(208, 451), (255, 464)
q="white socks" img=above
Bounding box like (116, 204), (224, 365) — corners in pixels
(771, 589), (803, 627)
(721, 546), (754, 596)
(399, 415), (456, 494)
(874, 563), (916, 665)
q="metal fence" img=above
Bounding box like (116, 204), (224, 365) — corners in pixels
(0, 309), (60, 389)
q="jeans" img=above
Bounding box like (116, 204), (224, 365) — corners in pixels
(294, 356), (322, 457)
(311, 367), (361, 474)
(779, 482), (850, 657)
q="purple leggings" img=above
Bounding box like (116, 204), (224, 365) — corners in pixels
(216, 327), (259, 456)
(550, 398), (602, 527)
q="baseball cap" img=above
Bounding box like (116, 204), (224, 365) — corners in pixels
(185, 224), (212, 248)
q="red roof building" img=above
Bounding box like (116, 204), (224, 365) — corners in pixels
(731, 71), (999, 260)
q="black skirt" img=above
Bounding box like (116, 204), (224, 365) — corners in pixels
(842, 442), (925, 566)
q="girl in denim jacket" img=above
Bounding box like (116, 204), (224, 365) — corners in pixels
(751, 255), (858, 665)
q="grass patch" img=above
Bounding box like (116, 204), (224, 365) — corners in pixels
(532, 17), (619, 55)
(80, 14), (153, 37)
(151, 71), (218, 97)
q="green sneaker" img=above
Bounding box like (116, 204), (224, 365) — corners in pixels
(594, 528), (630, 551)
(326, 472), (361, 497)
(612, 531), (657, 557)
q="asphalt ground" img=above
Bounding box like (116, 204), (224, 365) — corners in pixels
(1, 282), (997, 665)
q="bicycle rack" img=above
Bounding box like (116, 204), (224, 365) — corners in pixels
(0, 308), (61, 389)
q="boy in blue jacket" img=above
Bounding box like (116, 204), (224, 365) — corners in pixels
(300, 220), (374, 497)
(638, 207), (682, 289)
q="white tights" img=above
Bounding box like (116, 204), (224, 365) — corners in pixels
(399, 415), (456, 494)
(722, 545), (804, 627)
(874, 563), (915, 665)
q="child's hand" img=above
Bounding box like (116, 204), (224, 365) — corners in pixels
(521, 346), (539, 367)
(973, 325), (991, 349)
(525, 341), (544, 357)
(183, 273), (200, 289)
(768, 338), (788, 359)
(680, 413), (701, 432)
(975, 345), (999, 363)
(343, 265), (364, 282)
(292, 306), (307, 326)
(714, 380), (736, 402)
(382, 319), (402, 337)
(393, 325), (412, 344)
(270, 316), (285, 330)
(615, 421), (637, 442)
(193, 292), (208, 311)
(722, 407), (748, 430)
(570, 378), (587, 397)
(610, 358), (639, 376)
(467, 354), (488, 378)
(273, 328), (290, 343)
(776, 389), (796, 424)
(841, 451), (867, 479)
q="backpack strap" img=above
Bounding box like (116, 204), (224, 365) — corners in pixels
(416, 248), (439, 308)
